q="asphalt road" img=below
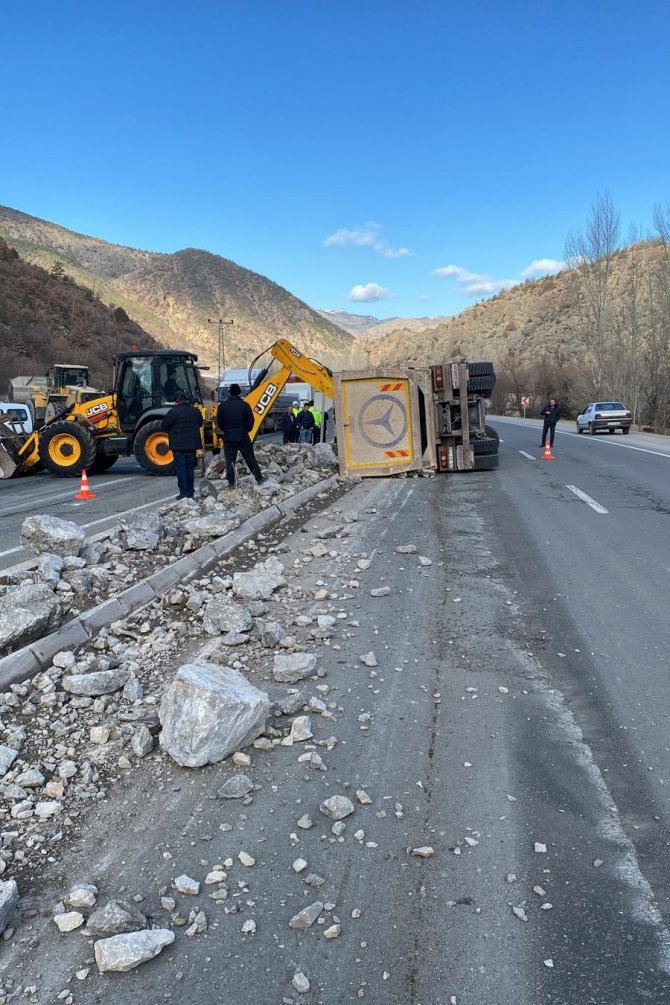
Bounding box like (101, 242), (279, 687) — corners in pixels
(0, 459), (178, 571)
(0, 433), (284, 571)
(5, 429), (670, 1003)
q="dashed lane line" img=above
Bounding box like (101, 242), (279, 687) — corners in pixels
(566, 484), (609, 514)
(519, 450), (536, 461)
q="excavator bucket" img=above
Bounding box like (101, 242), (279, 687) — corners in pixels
(0, 441), (18, 479)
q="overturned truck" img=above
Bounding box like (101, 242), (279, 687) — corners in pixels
(333, 361), (498, 477)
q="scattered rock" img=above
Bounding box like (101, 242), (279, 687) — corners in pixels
(63, 669), (131, 697)
(173, 875), (200, 896)
(273, 653), (317, 683)
(217, 774), (254, 799)
(320, 795), (355, 820)
(85, 900), (147, 937)
(54, 911), (85, 932)
(289, 901), (323, 929)
(94, 929), (175, 973)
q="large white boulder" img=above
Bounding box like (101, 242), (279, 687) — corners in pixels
(159, 663), (270, 767)
(0, 582), (62, 655)
(21, 514), (85, 557)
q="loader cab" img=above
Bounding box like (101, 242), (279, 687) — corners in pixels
(114, 350), (203, 430)
(51, 365), (90, 389)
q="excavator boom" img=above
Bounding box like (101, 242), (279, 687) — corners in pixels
(243, 340), (334, 441)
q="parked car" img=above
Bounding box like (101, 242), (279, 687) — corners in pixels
(576, 401), (632, 435)
(0, 400), (33, 435)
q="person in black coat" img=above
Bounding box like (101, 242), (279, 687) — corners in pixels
(216, 384), (265, 487)
(540, 397), (561, 447)
(161, 392), (203, 499)
(295, 402), (315, 444)
(281, 405), (297, 444)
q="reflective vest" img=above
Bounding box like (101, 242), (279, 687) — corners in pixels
(309, 407), (322, 426)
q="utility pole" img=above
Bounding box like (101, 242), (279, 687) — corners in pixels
(207, 317), (234, 386)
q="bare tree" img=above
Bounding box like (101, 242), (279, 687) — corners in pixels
(564, 193), (621, 393)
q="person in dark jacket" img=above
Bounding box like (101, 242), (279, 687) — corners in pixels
(216, 384), (265, 487)
(281, 405), (297, 444)
(295, 401), (315, 444)
(540, 397), (561, 447)
(161, 392), (203, 499)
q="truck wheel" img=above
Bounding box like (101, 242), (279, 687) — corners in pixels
(473, 436), (499, 456)
(38, 421), (97, 477)
(467, 374), (496, 397)
(134, 420), (175, 475)
(473, 453), (499, 470)
(484, 424), (499, 442)
(468, 361), (494, 377)
(89, 454), (119, 474)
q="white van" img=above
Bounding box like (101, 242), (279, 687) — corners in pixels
(0, 401), (33, 435)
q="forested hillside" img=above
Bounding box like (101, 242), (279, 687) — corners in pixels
(0, 238), (159, 391)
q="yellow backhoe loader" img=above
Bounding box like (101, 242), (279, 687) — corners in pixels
(0, 340), (333, 480)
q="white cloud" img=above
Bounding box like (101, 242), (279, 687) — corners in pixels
(433, 264), (516, 296)
(417, 293), (431, 302)
(325, 221), (412, 258)
(520, 257), (566, 278)
(433, 256), (564, 298)
(348, 282), (391, 303)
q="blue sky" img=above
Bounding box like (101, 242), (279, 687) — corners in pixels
(2, 0), (669, 319)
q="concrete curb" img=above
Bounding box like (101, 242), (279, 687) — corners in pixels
(0, 473), (342, 690)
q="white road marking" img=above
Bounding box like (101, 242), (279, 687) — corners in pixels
(519, 450), (536, 461)
(566, 484), (609, 514)
(0, 475), (141, 513)
(0, 544), (23, 559)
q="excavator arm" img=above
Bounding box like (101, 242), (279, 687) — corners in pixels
(242, 339), (334, 441)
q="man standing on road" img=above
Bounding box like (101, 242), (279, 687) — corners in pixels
(308, 400), (322, 445)
(216, 383), (265, 488)
(296, 401), (315, 444)
(281, 405), (297, 444)
(540, 397), (561, 448)
(161, 391), (203, 500)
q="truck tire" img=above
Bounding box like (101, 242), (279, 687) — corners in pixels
(134, 420), (175, 475)
(467, 374), (496, 397)
(484, 424), (499, 442)
(38, 421), (98, 477)
(473, 436), (499, 456)
(473, 453), (499, 470)
(468, 361), (494, 377)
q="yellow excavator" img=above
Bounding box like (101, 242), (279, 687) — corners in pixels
(0, 340), (333, 480)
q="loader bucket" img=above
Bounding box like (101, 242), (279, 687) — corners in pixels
(0, 442), (18, 479)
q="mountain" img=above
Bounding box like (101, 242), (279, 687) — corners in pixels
(318, 308), (439, 339)
(362, 240), (670, 429)
(0, 206), (353, 372)
(364, 243), (662, 367)
(0, 237), (160, 392)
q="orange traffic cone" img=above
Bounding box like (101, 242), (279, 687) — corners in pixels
(74, 469), (97, 500)
(540, 439), (554, 460)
